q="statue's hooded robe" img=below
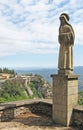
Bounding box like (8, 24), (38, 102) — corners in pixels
(58, 13), (75, 71)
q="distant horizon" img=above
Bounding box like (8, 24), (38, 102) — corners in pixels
(0, 65), (83, 70)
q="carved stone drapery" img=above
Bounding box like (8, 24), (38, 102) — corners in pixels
(58, 13), (75, 75)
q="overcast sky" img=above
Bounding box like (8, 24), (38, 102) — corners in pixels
(0, 0), (83, 69)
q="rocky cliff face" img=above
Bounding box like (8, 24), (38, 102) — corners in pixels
(28, 74), (52, 98)
(12, 74), (52, 99)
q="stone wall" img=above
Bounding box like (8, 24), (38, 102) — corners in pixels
(0, 99), (52, 122)
(0, 99), (83, 128)
(73, 106), (83, 129)
(27, 102), (52, 116)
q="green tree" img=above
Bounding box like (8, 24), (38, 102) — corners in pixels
(2, 67), (16, 74)
(29, 82), (43, 98)
(78, 91), (83, 105)
(0, 68), (2, 73)
(31, 75), (44, 89)
(0, 80), (26, 101)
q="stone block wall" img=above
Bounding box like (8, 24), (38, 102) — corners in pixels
(0, 99), (83, 128)
(0, 104), (16, 121)
(51, 74), (79, 126)
(27, 102), (52, 116)
(73, 106), (83, 129)
(0, 99), (52, 122)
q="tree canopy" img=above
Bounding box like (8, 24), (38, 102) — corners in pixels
(0, 67), (16, 74)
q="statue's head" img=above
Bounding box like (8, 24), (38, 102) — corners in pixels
(60, 13), (70, 23)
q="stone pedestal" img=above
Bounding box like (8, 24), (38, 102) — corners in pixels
(51, 74), (79, 126)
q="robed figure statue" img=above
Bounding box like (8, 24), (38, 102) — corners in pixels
(58, 13), (75, 75)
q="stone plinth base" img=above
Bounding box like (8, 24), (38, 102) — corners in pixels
(58, 69), (73, 75)
(51, 74), (79, 126)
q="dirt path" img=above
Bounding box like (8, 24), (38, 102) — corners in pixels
(0, 113), (79, 130)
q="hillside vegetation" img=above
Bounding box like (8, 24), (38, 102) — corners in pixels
(0, 72), (83, 105)
(0, 80), (27, 102)
(78, 91), (83, 105)
(16, 67), (83, 91)
(0, 67), (16, 75)
(0, 74), (52, 103)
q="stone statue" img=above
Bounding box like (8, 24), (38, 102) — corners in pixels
(58, 13), (75, 75)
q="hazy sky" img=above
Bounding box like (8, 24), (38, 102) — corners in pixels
(0, 0), (83, 68)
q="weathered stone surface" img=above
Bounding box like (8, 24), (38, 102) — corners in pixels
(0, 99), (83, 128)
(52, 74), (79, 126)
(73, 106), (83, 128)
(0, 99), (52, 122)
(58, 13), (75, 75)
